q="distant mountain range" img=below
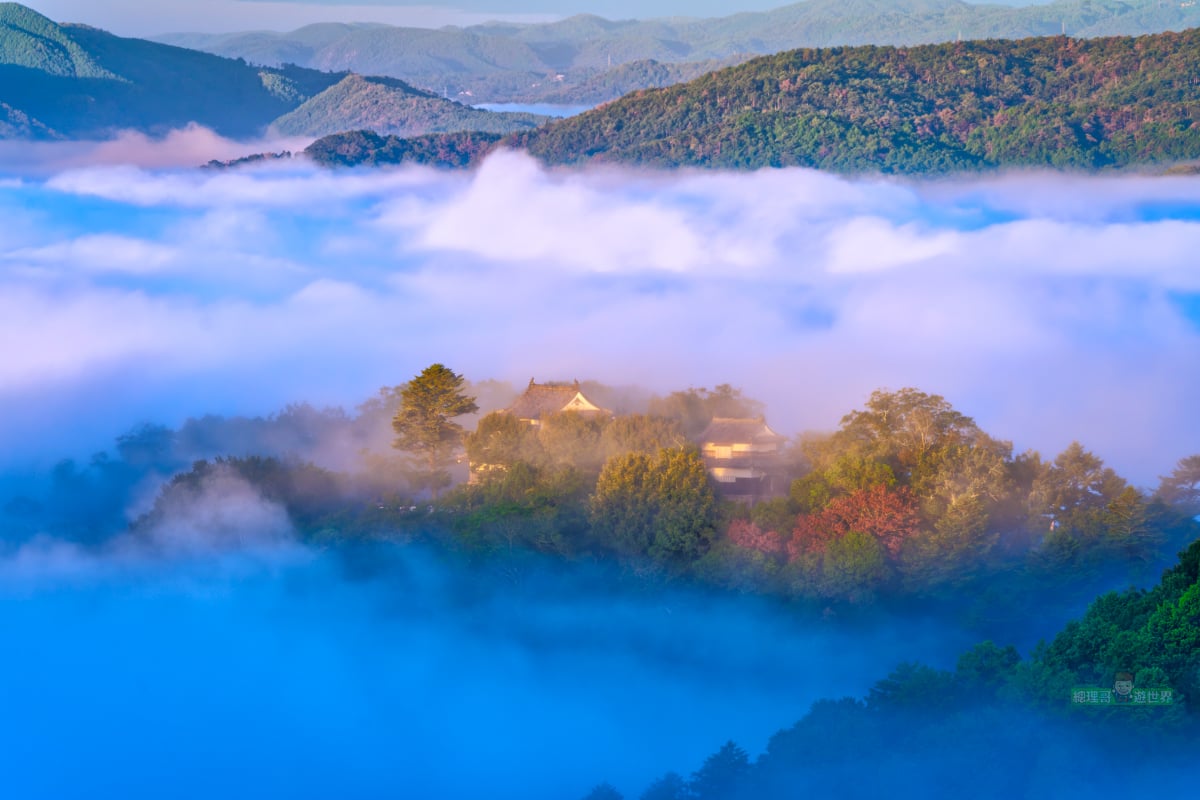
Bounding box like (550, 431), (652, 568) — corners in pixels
(0, 3), (546, 140)
(307, 27), (1200, 174)
(154, 0), (1200, 103)
(7, 0), (1200, 175)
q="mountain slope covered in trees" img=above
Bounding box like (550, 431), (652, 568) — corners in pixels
(0, 3), (340, 138)
(312, 27), (1200, 173)
(155, 0), (1200, 104)
(272, 74), (547, 138)
(513, 28), (1200, 171)
(0, 4), (552, 140)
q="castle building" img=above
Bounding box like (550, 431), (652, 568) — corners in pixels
(697, 416), (787, 504)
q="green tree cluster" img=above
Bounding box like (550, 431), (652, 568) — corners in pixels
(590, 447), (717, 570)
(713, 388), (1192, 607)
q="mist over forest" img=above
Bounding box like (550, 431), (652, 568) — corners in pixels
(2, 137), (1199, 798)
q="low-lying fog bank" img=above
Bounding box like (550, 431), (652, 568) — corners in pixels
(0, 539), (973, 799)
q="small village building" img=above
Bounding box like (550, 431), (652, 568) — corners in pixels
(505, 379), (610, 425)
(698, 416), (787, 504)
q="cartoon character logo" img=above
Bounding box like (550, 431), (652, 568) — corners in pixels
(1113, 671), (1134, 703)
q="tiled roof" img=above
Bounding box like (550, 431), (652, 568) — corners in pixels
(505, 380), (608, 421)
(699, 417), (786, 445)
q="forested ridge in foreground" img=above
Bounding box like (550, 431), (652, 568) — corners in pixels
(578, 534), (1200, 798)
(308, 27), (1200, 173)
(582, 533), (1200, 799)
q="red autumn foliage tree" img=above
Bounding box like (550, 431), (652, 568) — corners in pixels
(727, 519), (786, 558)
(788, 484), (922, 561)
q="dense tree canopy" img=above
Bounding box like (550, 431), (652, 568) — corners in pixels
(590, 447), (717, 569)
(517, 29), (1200, 173)
(318, 28), (1200, 174)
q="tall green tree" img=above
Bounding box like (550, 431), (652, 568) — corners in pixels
(392, 364), (478, 497)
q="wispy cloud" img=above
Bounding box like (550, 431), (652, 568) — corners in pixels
(0, 124), (313, 176)
(9, 234), (179, 275)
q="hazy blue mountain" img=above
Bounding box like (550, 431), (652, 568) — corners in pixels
(153, 0), (1200, 103)
(0, 4), (553, 141)
(0, 4), (342, 138)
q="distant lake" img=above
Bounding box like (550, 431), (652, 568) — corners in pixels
(474, 102), (594, 118)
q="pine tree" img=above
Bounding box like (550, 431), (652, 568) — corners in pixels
(392, 364), (478, 497)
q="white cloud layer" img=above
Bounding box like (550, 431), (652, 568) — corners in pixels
(2, 145), (1199, 484)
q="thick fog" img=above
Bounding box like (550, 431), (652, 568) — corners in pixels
(1, 503), (978, 798)
(3, 140), (1199, 484)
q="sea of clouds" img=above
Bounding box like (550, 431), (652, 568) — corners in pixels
(2, 132), (1199, 484)
(2, 130), (1198, 798)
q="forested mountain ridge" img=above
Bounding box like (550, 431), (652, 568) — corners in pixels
(0, 3), (340, 138)
(0, 4), (550, 140)
(0, 2), (114, 78)
(155, 0), (1200, 104)
(312, 27), (1200, 173)
(270, 74), (548, 138)
(514, 28), (1200, 171)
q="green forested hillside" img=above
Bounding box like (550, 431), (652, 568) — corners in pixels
(272, 74), (547, 138)
(0, 2), (113, 78)
(513, 29), (1200, 172)
(305, 28), (1200, 173)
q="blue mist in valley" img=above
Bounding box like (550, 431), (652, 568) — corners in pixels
(2, 144), (1200, 797)
(0, 543), (977, 799)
